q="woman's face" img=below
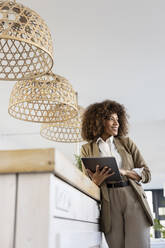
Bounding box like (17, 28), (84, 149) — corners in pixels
(103, 113), (119, 136)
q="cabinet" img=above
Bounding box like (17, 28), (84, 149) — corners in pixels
(0, 148), (106, 248)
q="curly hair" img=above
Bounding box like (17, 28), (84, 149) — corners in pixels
(81, 100), (129, 141)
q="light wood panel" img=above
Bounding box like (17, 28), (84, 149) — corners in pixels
(0, 174), (16, 248)
(0, 148), (54, 173)
(15, 173), (50, 248)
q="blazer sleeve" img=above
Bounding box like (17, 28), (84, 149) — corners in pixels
(80, 145), (89, 177)
(127, 137), (151, 183)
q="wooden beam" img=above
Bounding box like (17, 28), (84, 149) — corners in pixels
(0, 148), (54, 173)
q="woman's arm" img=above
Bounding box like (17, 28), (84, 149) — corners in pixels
(120, 137), (151, 183)
(119, 168), (141, 182)
(127, 137), (151, 183)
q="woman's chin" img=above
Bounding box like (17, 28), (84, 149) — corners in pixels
(113, 131), (118, 136)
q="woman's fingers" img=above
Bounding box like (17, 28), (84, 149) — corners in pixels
(100, 166), (112, 175)
(96, 165), (100, 173)
(104, 171), (115, 179)
(105, 168), (112, 174)
(100, 166), (109, 175)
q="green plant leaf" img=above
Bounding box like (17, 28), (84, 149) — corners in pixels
(74, 154), (82, 171)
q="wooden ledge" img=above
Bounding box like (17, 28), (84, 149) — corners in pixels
(0, 148), (54, 173)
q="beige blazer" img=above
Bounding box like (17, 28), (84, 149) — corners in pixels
(81, 136), (154, 234)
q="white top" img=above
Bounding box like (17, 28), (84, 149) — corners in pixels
(96, 136), (144, 178)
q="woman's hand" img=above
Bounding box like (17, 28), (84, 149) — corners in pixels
(119, 168), (141, 182)
(119, 168), (127, 176)
(87, 165), (115, 186)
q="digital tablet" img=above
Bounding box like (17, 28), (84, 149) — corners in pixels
(81, 156), (122, 182)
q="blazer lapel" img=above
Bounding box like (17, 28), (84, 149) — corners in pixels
(113, 137), (129, 170)
(91, 141), (100, 157)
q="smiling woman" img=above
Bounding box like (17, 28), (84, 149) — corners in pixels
(80, 99), (153, 248)
(81, 100), (129, 142)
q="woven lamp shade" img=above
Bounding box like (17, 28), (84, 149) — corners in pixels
(0, 0), (53, 81)
(8, 73), (78, 123)
(40, 106), (84, 143)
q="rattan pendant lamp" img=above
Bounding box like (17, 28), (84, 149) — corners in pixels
(8, 72), (78, 123)
(40, 105), (84, 143)
(0, 0), (53, 81)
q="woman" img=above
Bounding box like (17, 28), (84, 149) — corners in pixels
(81, 100), (153, 248)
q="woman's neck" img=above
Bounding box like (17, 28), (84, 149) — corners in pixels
(101, 133), (112, 141)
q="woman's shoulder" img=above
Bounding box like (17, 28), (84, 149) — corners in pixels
(116, 136), (135, 147)
(81, 141), (93, 157)
(81, 141), (93, 149)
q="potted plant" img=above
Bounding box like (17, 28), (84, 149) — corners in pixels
(154, 219), (165, 238)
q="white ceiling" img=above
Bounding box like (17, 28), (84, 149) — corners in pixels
(0, 0), (165, 189)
